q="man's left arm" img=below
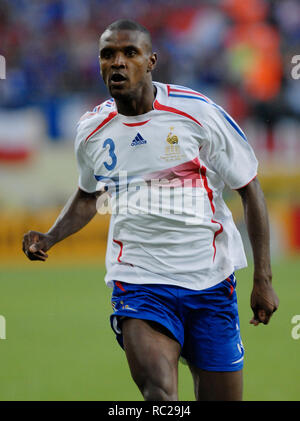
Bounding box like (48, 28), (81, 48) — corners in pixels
(237, 177), (279, 326)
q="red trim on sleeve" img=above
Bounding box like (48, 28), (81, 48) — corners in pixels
(153, 100), (203, 127)
(234, 174), (257, 190)
(85, 111), (117, 142)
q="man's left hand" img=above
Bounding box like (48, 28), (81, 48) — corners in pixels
(250, 280), (279, 326)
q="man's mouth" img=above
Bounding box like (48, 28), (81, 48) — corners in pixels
(109, 73), (127, 87)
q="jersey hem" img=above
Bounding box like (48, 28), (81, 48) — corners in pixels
(78, 184), (97, 194)
(105, 264), (246, 291)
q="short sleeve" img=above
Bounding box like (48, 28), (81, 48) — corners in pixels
(74, 130), (98, 193)
(205, 104), (258, 189)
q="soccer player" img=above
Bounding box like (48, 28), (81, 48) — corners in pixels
(23, 20), (279, 401)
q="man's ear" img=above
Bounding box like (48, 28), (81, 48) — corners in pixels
(147, 52), (157, 72)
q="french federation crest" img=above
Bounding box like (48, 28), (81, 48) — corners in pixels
(160, 127), (184, 162)
(166, 127), (179, 144)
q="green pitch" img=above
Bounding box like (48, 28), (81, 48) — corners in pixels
(0, 257), (299, 401)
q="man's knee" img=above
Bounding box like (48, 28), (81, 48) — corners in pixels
(128, 356), (178, 400)
(138, 377), (178, 401)
(141, 382), (178, 401)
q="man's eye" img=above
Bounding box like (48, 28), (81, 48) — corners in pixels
(102, 51), (112, 59)
(126, 49), (137, 57)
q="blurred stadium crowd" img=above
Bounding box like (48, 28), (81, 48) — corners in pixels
(0, 0), (300, 258)
(1, 0), (300, 131)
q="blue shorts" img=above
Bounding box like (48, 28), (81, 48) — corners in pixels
(110, 274), (244, 372)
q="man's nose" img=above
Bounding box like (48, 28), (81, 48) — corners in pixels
(112, 52), (126, 68)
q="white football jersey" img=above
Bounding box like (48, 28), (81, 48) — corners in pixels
(75, 82), (258, 290)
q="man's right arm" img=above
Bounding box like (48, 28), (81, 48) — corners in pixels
(22, 188), (101, 261)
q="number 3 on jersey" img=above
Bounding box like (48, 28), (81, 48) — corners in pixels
(103, 138), (117, 171)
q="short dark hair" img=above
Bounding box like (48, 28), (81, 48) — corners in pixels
(103, 19), (152, 52)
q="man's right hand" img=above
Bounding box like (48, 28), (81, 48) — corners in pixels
(22, 189), (99, 262)
(22, 231), (54, 261)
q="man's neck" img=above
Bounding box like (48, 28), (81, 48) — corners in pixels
(115, 83), (156, 116)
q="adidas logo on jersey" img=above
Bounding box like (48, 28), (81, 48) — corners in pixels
(131, 133), (147, 146)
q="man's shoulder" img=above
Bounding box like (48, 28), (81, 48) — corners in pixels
(156, 82), (216, 114)
(155, 81), (216, 127)
(76, 98), (117, 143)
(77, 98), (116, 127)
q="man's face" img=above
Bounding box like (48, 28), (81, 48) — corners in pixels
(99, 29), (156, 99)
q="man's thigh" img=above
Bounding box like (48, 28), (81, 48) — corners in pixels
(122, 318), (181, 401)
(189, 365), (243, 401)
(110, 282), (184, 400)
